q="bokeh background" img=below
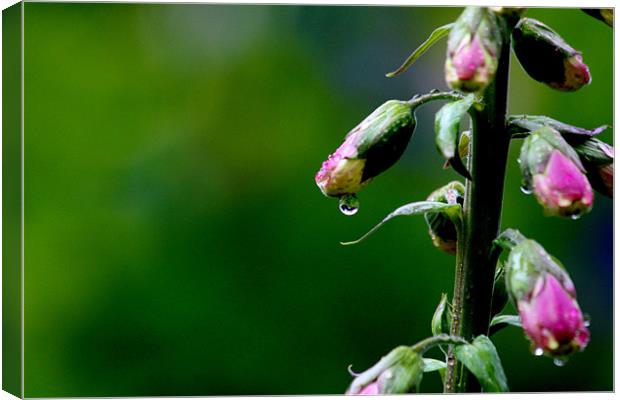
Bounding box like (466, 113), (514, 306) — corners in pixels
(23, 4), (612, 396)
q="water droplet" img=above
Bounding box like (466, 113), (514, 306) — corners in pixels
(534, 348), (544, 356)
(520, 185), (533, 195)
(583, 314), (591, 327)
(570, 214), (581, 220)
(553, 358), (567, 367)
(339, 194), (359, 216)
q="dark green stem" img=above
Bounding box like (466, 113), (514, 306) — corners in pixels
(444, 18), (514, 393)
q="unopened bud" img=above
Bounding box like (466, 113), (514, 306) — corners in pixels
(445, 7), (501, 92)
(505, 239), (589, 358)
(346, 346), (424, 395)
(424, 181), (465, 254)
(316, 101), (415, 198)
(582, 8), (613, 27)
(512, 18), (591, 91)
(569, 137), (614, 197)
(519, 127), (593, 218)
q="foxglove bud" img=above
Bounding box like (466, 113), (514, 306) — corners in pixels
(519, 127), (593, 217)
(424, 181), (465, 254)
(489, 7), (527, 17)
(505, 239), (589, 358)
(315, 101), (415, 198)
(582, 8), (613, 27)
(346, 346), (424, 395)
(568, 138), (614, 197)
(445, 7), (501, 92)
(512, 18), (591, 91)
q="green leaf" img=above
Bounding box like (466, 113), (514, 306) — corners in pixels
(489, 314), (522, 337)
(386, 23), (454, 77)
(454, 336), (509, 392)
(490, 314), (521, 328)
(507, 114), (610, 139)
(431, 293), (452, 336)
(422, 358), (446, 373)
(435, 95), (476, 179)
(341, 201), (461, 246)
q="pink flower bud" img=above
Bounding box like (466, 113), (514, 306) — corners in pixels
(445, 7), (501, 92)
(315, 100), (415, 198)
(315, 133), (366, 197)
(532, 150), (593, 217)
(346, 346), (423, 395)
(518, 274), (590, 357)
(548, 54), (592, 92)
(452, 37), (486, 81)
(357, 382), (380, 395)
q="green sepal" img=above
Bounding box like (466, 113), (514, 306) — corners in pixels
(493, 228), (527, 253)
(422, 358), (446, 374)
(386, 23), (454, 78)
(434, 94), (476, 179)
(347, 100), (417, 182)
(504, 238), (575, 303)
(341, 201), (461, 246)
(431, 293), (452, 336)
(454, 335), (509, 392)
(518, 127), (585, 190)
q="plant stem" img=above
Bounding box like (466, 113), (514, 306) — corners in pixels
(411, 334), (468, 354)
(443, 18), (514, 393)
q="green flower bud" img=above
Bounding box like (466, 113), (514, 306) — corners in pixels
(424, 181), (465, 254)
(489, 7), (527, 18)
(346, 346), (424, 395)
(445, 7), (502, 92)
(315, 101), (415, 198)
(512, 18), (591, 92)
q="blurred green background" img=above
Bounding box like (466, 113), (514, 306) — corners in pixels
(23, 4), (612, 396)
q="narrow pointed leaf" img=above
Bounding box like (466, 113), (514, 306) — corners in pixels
(386, 23), (454, 77)
(422, 358), (446, 373)
(490, 314), (522, 328)
(454, 335), (509, 392)
(507, 114), (610, 139)
(341, 201), (461, 246)
(435, 95), (475, 179)
(489, 314), (522, 336)
(431, 293), (452, 336)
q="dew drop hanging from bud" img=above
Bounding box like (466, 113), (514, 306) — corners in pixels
(339, 194), (360, 216)
(534, 348), (544, 356)
(553, 358), (567, 367)
(520, 185), (533, 195)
